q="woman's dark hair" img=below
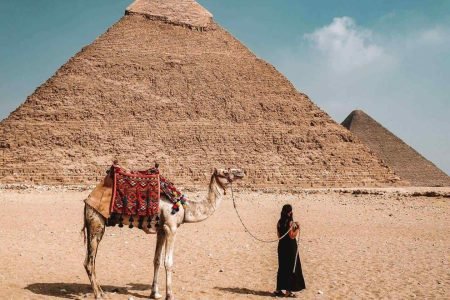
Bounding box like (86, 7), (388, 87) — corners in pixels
(278, 204), (293, 234)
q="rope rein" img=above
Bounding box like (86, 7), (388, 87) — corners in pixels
(292, 235), (301, 273)
(230, 182), (301, 273)
(230, 182), (292, 243)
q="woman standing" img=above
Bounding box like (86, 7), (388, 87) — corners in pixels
(274, 204), (306, 297)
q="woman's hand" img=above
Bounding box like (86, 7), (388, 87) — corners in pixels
(289, 221), (300, 239)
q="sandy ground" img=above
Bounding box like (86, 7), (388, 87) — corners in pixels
(0, 187), (449, 299)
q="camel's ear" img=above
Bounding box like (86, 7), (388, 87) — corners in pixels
(213, 168), (218, 175)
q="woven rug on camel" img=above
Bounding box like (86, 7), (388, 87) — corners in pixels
(107, 164), (188, 229)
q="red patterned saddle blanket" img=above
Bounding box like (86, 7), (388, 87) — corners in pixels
(110, 166), (160, 217)
(107, 164), (188, 228)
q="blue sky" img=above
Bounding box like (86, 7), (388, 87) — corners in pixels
(1, 0), (449, 174)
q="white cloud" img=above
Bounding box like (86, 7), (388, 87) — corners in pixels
(409, 27), (450, 48)
(417, 27), (449, 45)
(270, 17), (450, 173)
(305, 17), (386, 72)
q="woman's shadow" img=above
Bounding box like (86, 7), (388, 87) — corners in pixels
(25, 282), (150, 299)
(215, 287), (274, 297)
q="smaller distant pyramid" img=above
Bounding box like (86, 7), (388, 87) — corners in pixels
(342, 110), (450, 187)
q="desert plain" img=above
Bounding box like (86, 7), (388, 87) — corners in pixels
(0, 186), (448, 299)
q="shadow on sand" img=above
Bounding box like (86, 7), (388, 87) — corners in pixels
(25, 282), (151, 299)
(215, 287), (274, 297)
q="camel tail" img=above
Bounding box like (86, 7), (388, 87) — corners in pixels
(81, 204), (87, 244)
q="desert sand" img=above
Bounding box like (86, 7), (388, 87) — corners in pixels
(0, 187), (448, 299)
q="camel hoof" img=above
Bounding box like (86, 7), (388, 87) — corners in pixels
(165, 296), (175, 300)
(150, 292), (162, 299)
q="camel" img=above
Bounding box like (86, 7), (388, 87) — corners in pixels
(82, 167), (245, 300)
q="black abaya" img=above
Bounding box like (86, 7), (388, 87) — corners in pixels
(276, 222), (306, 292)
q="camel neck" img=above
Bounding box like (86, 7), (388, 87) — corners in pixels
(183, 175), (224, 223)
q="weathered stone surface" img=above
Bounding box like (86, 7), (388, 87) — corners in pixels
(126, 0), (212, 30)
(0, 4), (400, 188)
(342, 110), (450, 187)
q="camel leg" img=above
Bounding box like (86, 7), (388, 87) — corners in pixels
(163, 224), (177, 300)
(83, 205), (106, 299)
(150, 228), (166, 299)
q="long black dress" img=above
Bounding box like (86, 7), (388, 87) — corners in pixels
(276, 221), (306, 292)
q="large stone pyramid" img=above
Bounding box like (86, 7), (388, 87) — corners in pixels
(342, 110), (450, 186)
(0, 0), (400, 188)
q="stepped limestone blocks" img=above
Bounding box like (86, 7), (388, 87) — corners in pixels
(0, 1), (400, 187)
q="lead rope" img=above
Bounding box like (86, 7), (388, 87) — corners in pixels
(292, 235), (300, 273)
(230, 183), (301, 274)
(230, 182), (292, 242)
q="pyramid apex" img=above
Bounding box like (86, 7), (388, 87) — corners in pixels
(350, 109), (367, 117)
(126, 0), (213, 30)
(342, 109), (367, 129)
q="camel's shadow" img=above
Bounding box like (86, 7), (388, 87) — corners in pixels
(215, 286), (274, 297)
(25, 282), (151, 299)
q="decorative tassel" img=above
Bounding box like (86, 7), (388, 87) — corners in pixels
(106, 217), (117, 227)
(138, 216), (144, 229)
(129, 216), (134, 228)
(119, 215), (124, 228)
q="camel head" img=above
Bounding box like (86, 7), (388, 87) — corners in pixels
(213, 168), (245, 192)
